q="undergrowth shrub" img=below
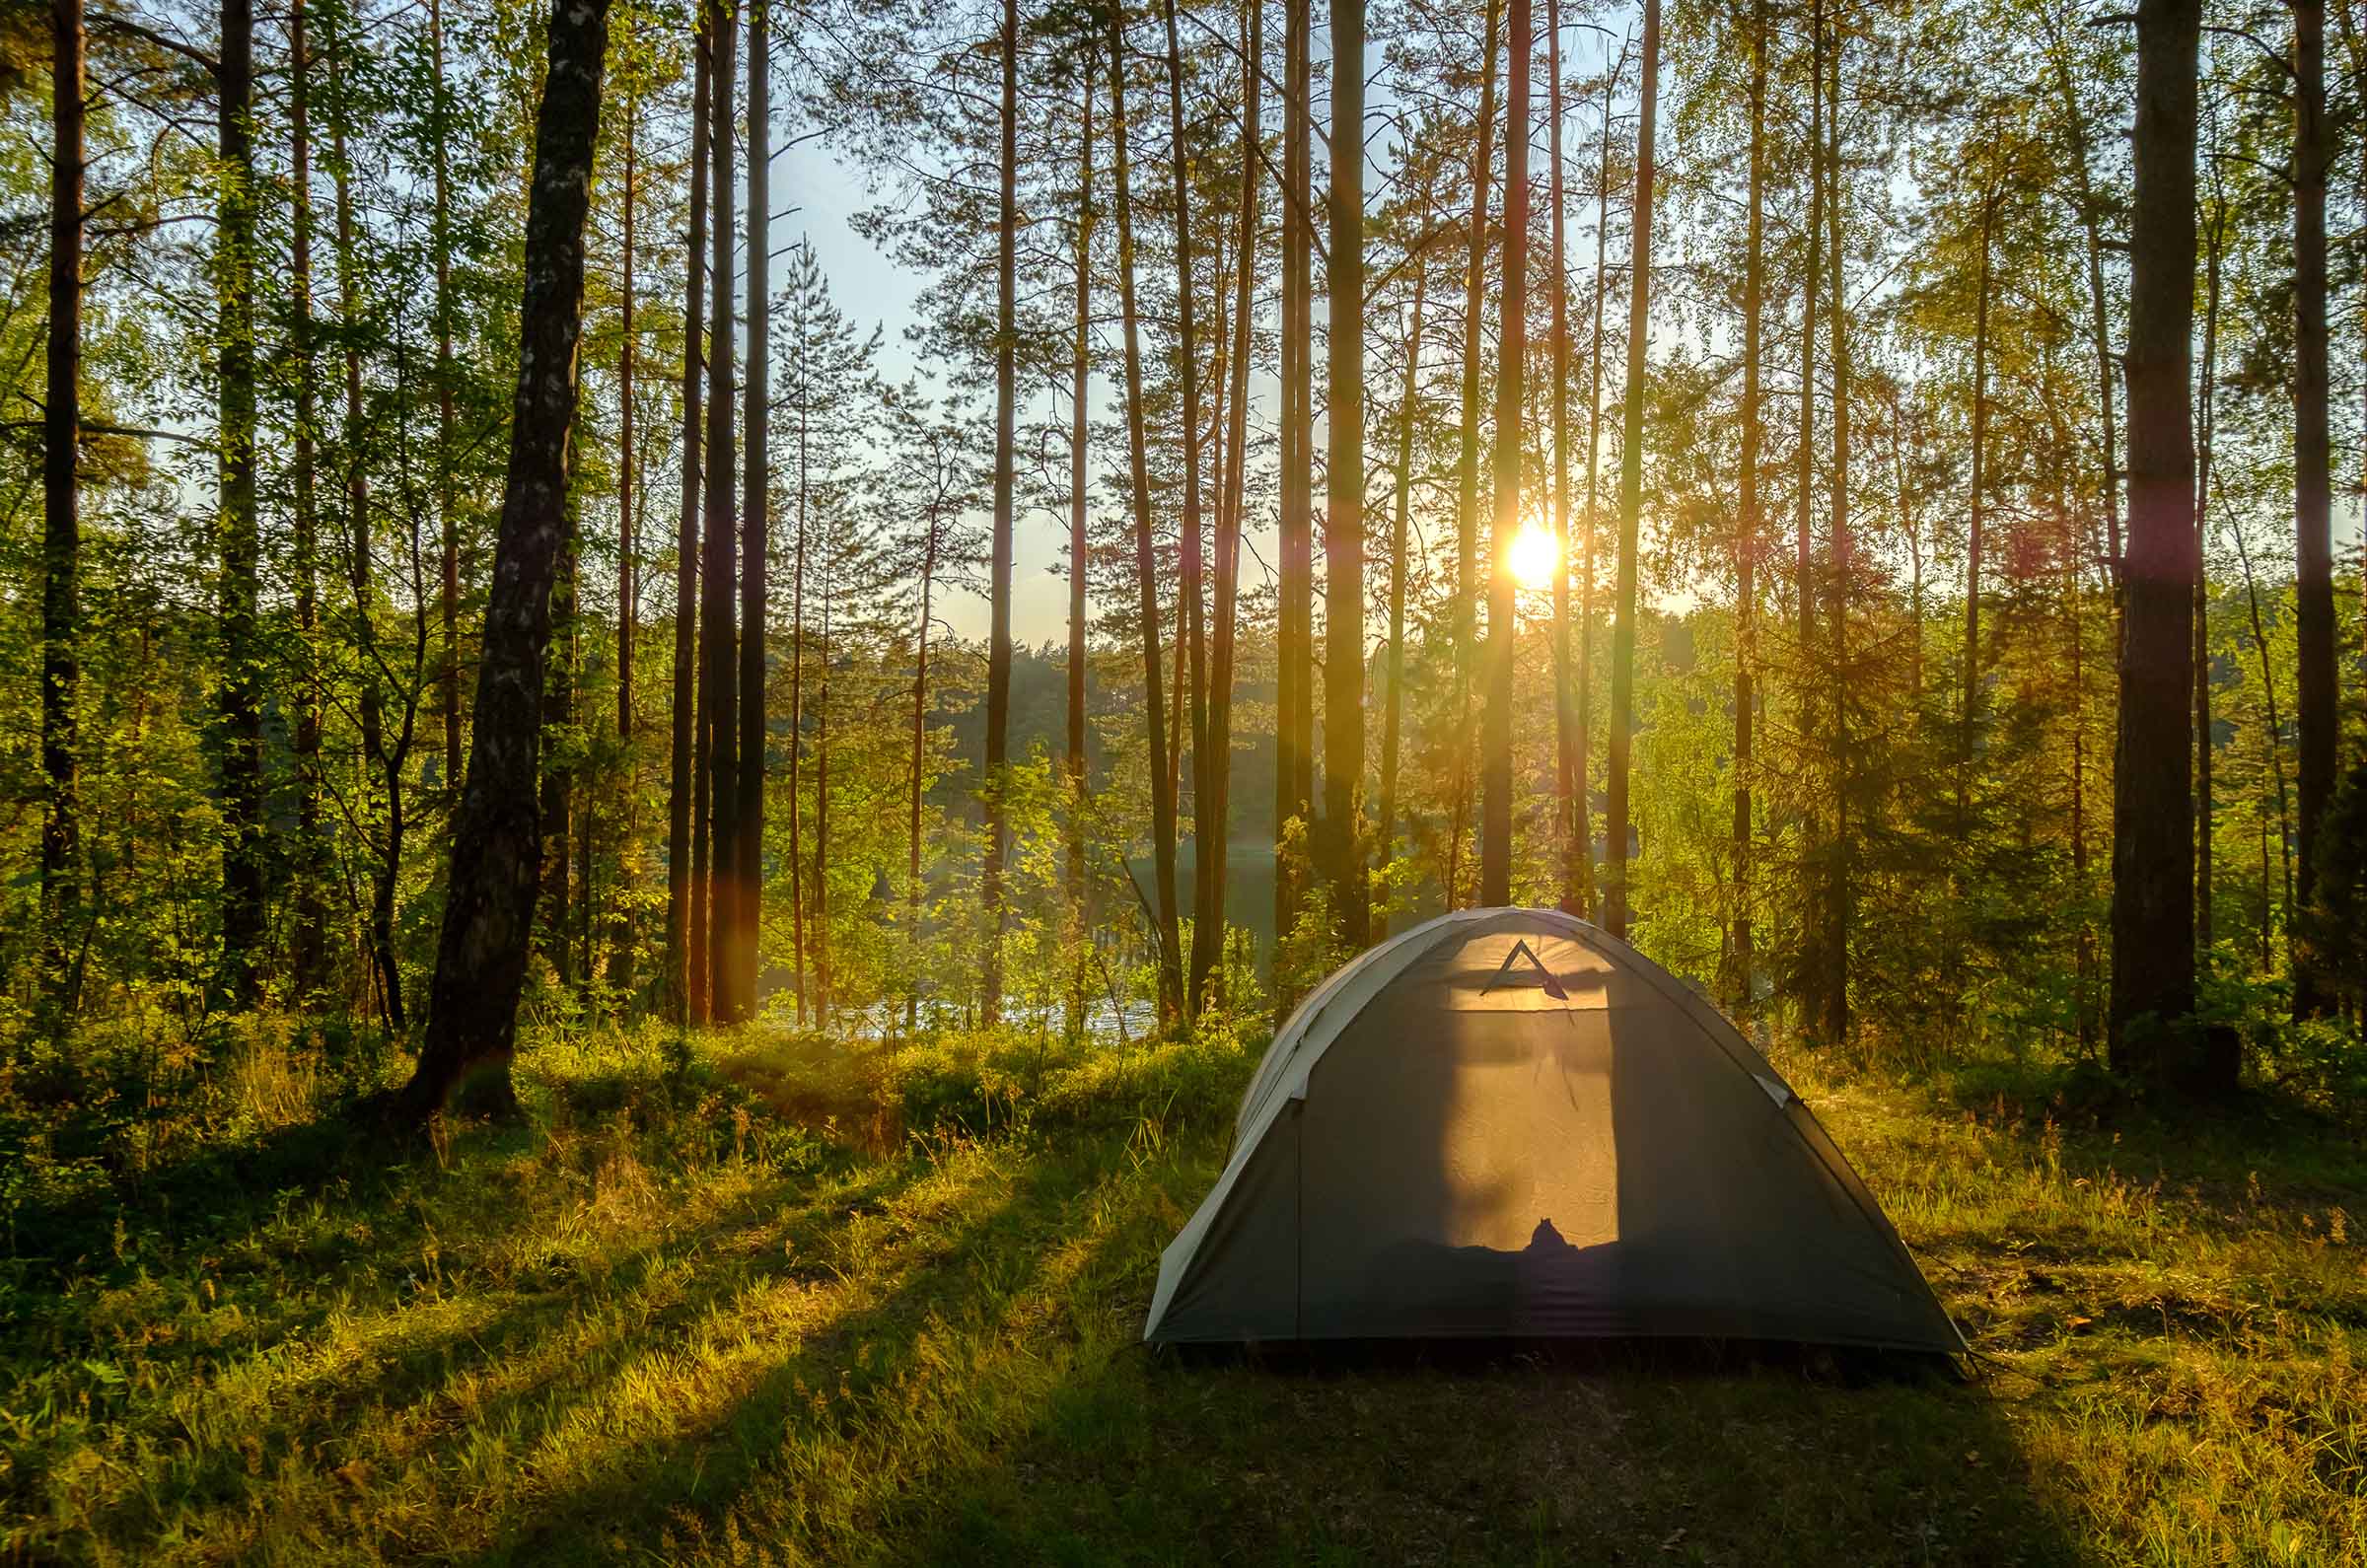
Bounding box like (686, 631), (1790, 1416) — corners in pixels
(716, 1019), (1263, 1153)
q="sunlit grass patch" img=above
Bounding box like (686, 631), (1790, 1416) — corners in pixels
(3, 1021), (2362, 1563)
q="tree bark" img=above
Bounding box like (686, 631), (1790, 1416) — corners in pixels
(1449, 0), (1503, 911)
(788, 357), (808, 1022)
(1726, 0), (1765, 1007)
(1820, 22), (1851, 1045)
(430, 0), (465, 786)
(813, 567), (831, 1022)
(1795, 0), (1820, 664)
(1959, 172), (1997, 846)
(288, 0), (325, 1002)
(667, 13), (709, 1024)
(1574, 38), (1617, 926)
(2195, 182), (2224, 959)
(400, 0), (612, 1118)
(610, 83), (638, 1001)
(979, 0), (1020, 1025)
(328, 22), (402, 1029)
(1109, 10), (1185, 1018)
(2107, 0), (2201, 1083)
(42, 0), (84, 1021)
(1547, 0), (1576, 918)
(216, 0), (265, 1008)
(1068, 78), (1094, 926)
(1164, 0), (1212, 1010)
(1603, 0), (1657, 940)
(2290, 0), (2332, 1019)
(1479, 0), (1529, 907)
(1194, 0), (1258, 1005)
(1275, 0), (1315, 949)
(738, 0), (769, 1022)
(1379, 176), (1430, 936)
(1324, 0), (1369, 946)
(702, 0), (741, 1023)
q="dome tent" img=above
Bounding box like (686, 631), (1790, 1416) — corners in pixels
(1144, 908), (1965, 1353)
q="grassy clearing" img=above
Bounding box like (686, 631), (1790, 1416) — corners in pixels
(4, 1020), (2364, 1564)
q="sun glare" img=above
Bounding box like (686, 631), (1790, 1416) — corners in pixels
(1507, 523), (1558, 594)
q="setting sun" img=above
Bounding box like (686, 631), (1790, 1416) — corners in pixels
(1507, 522), (1559, 593)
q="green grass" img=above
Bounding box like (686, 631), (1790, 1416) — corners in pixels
(4, 1019), (2364, 1564)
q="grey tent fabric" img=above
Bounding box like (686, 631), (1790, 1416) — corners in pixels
(1144, 908), (1966, 1353)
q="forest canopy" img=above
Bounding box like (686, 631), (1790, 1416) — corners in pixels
(2, 0), (2363, 1101)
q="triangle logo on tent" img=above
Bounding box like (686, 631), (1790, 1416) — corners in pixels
(1484, 939), (1569, 1001)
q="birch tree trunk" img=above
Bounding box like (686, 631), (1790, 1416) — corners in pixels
(401, 0), (613, 1118)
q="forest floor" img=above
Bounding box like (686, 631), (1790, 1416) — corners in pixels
(5, 1017), (2365, 1565)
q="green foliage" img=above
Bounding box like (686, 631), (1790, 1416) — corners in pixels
(2298, 753), (2367, 1011)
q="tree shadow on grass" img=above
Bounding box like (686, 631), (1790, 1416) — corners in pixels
(883, 1328), (2093, 1567)
(482, 1105), (2091, 1568)
(469, 1138), (1106, 1565)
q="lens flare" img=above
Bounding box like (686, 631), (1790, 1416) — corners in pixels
(1507, 523), (1558, 594)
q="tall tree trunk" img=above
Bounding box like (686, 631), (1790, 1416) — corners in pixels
(1959, 175), (1997, 845)
(788, 384), (808, 1022)
(1796, 0), (1820, 663)
(2290, 0), (2332, 1019)
(1068, 79), (1094, 925)
(1820, 23), (1851, 1045)
(288, 0), (324, 1002)
(41, 0), (83, 1021)
(1195, 0), (1258, 1002)
(910, 521), (935, 970)
(328, 25), (401, 1029)
(1726, 0), (1765, 1007)
(1275, 0), (1314, 950)
(610, 85), (638, 1000)
(216, 0), (264, 1009)
(400, 0), (612, 1118)
(1574, 39), (1616, 925)
(430, 0), (464, 786)
(1379, 181), (1430, 935)
(813, 574), (831, 1022)
(668, 15), (709, 1024)
(1449, 0), (1503, 910)
(702, 0), (741, 1023)
(1546, 0), (1576, 918)
(619, 102), (636, 751)
(1108, 10), (1185, 1018)
(2108, 0), (2201, 1083)
(979, 0), (1020, 1025)
(2195, 184), (2224, 959)
(1164, 0), (1213, 1010)
(1324, 0), (1369, 946)
(738, 0), (770, 1022)
(1603, 0), (1658, 940)
(1479, 0), (1529, 907)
